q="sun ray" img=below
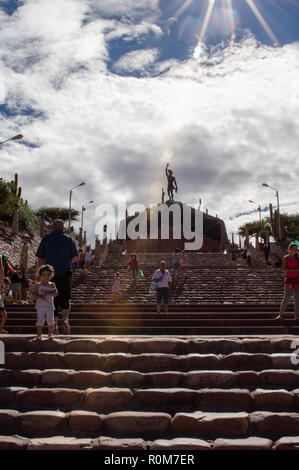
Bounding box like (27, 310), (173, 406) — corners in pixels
(284, 0), (299, 7)
(173, 0), (194, 19)
(226, 0), (235, 36)
(199, 0), (216, 40)
(246, 0), (280, 46)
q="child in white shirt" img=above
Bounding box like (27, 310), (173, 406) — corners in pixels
(34, 264), (58, 340)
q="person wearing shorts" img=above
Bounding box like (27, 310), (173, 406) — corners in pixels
(34, 265), (58, 340)
(35, 219), (79, 335)
(10, 265), (23, 303)
(152, 261), (172, 313)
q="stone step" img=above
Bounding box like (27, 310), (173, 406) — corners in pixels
(6, 304), (296, 311)
(1, 434), (298, 450)
(4, 312), (291, 319)
(1, 336), (296, 353)
(2, 368), (298, 390)
(0, 387), (298, 413)
(1, 410), (299, 439)
(3, 325), (296, 335)
(3, 351), (299, 371)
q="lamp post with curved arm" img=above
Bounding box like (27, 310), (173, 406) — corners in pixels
(262, 183), (281, 240)
(0, 134), (23, 146)
(68, 182), (85, 230)
(81, 200), (94, 231)
(249, 200), (262, 229)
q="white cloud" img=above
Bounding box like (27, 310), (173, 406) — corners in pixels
(113, 48), (159, 74)
(105, 20), (163, 43)
(0, 2), (298, 245)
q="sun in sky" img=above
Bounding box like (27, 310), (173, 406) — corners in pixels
(164, 0), (299, 52)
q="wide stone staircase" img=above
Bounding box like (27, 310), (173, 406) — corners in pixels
(0, 336), (299, 450)
(3, 251), (299, 335)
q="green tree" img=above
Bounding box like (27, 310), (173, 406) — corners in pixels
(238, 219), (270, 241)
(238, 213), (299, 242)
(280, 213), (299, 242)
(19, 203), (38, 231)
(35, 207), (80, 225)
(0, 179), (19, 220)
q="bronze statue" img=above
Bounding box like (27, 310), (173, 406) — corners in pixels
(161, 187), (165, 204)
(165, 163), (177, 201)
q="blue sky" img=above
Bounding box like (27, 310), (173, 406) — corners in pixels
(0, 0), (299, 243)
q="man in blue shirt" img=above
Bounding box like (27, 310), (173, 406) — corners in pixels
(36, 219), (79, 335)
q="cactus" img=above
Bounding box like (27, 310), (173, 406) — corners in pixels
(14, 173), (18, 193)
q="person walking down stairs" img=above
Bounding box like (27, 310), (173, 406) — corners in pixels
(35, 219), (79, 335)
(276, 242), (299, 321)
(179, 250), (188, 279)
(127, 254), (139, 287)
(84, 246), (92, 270)
(170, 248), (181, 280)
(111, 272), (121, 302)
(152, 261), (172, 313)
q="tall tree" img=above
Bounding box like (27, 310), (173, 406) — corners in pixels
(35, 207), (79, 224)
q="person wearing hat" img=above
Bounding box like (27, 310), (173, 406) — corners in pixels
(35, 219), (79, 335)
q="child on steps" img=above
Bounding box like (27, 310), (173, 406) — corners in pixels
(34, 265), (58, 340)
(112, 272), (121, 302)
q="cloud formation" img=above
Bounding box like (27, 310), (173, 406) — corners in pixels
(0, 0), (298, 245)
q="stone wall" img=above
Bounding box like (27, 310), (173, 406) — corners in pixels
(0, 233), (41, 271)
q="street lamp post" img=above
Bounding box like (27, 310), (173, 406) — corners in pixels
(68, 182), (85, 230)
(0, 134), (23, 146)
(249, 200), (262, 229)
(262, 183), (281, 240)
(81, 200), (94, 230)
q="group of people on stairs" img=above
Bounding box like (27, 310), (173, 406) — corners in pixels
(1, 219), (299, 338)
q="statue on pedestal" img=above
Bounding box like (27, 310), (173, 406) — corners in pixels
(165, 163), (178, 203)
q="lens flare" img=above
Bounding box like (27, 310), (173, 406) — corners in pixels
(173, 0), (194, 19)
(162, 147), (174, 163)
(246, 0), (280, 46)
(199, 0), (216, 40)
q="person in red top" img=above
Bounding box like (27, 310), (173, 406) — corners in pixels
(127, 254), (139, 286)
(276, 243), (299, 320)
